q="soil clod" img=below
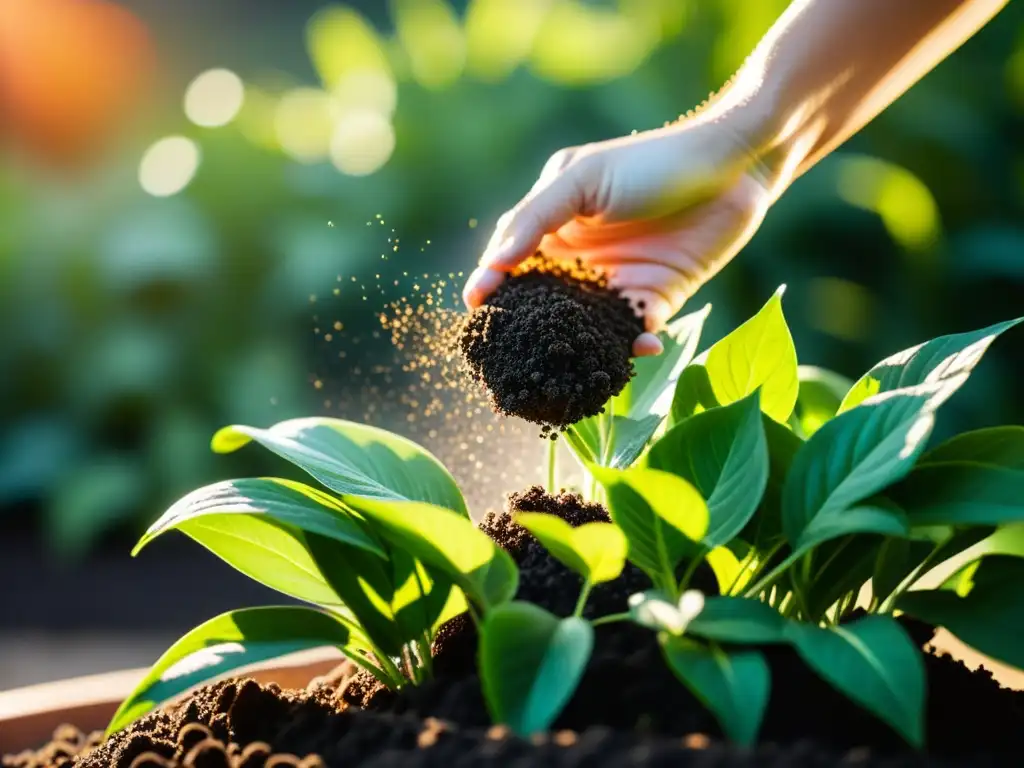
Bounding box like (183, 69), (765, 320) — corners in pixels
(458, 255), (643, 435)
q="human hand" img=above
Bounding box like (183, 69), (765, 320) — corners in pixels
(462, 116), (776, 357)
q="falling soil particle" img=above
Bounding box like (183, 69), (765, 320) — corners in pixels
(7, 490), (1024, 767)
(458, 255), (643, 436)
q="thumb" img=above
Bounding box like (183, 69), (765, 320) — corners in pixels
(480, 150), (593, 271)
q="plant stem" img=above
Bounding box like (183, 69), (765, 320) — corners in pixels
(375, 652), (405, 688)
(574, 580), (593, 617)
(744, 551), (802, 598)
(878, 536), (950, 613)
(592, 611), (631, 627)
(547, 436), (558, 494)
(678, 552), (705, 593)
(600, 398), (615, 466)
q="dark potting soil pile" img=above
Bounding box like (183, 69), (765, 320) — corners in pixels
(458, 255), (644, 436)
(8, 489), (1024, 767)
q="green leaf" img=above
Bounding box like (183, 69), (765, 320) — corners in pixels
(787, 615), (925, 747)
(514, 514), (627, 584)
(479, 602), (593, 736)
(891, 463), (1024, 527)
(741, 416), (803, 549)
(686, 596), (787, 644)
(669, 363), (719, 424)
(341, 497), (518, 610)
(648, 391), (768, 547)
(567, 306), (709, 469)
(898, 556), (1024, 671)
(211, 417), (467, 516)
(803, 538), (880, 621)
(838, 318), (1023, 414)
(796, 504), (909, 553)
(782, 386), (944, 546)
(107, 607), (353, 736)
(133, 478), (384, 557)
(661, 638), (770, 746)
(919, 426), (1024, 468)
(703, 286), (799, 424)
(705, 546), (751, 594)
(795, 366), (854, 437)
(591, 466), (709, 585)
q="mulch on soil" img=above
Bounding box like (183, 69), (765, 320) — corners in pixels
(6, 489), (1023, 767)
(458, 255), (644, 436)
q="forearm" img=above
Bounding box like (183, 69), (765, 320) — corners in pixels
(717, 0), (1009, 196)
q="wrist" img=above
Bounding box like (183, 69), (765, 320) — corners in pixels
(696, 71), (819, 203)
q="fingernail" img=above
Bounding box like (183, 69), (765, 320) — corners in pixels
(632, 333), (664, 358)
(462, 266), (505, 309)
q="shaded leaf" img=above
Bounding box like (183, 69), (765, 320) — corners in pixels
(480, 602), (593, 736)
(661, 638), (770, 746)
(687, 596), (787, 644)
(892, 463), (1024, 527)
(787, 616), (924, 747)
(796, 504), (909, 553)
(648, 391), (768, 547)
(515, 513), (627, 584)
(108, 607), (352, 735)
(212, 417), (467, 516)
(703, 286), (799, 423)
(919, 426), (1024, 468)
(897, 556), (1024, 671)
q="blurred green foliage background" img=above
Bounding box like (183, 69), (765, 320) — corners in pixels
(1, 0), (1022, 560)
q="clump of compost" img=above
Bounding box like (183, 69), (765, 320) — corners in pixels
(459, 254), (644, 436)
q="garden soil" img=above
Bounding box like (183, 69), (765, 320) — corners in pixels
(458, 255), (644, 436)
(6, 489), (1023, 768)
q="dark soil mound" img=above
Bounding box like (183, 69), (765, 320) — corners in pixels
(458, 255), (643, 435)
(8, 490), (1023, 767)
(14, 680), (1006, 768)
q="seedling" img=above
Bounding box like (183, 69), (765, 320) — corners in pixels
(110, 286), (1024, 753)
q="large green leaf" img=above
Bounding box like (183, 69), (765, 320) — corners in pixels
(796, 504), (909, 553)
(341, 497), (517, 610)
(211, 417), (467, 516)
(782, 386), (947, 547)
(514, 514), (627, 584)
(891, 463), (1024, 527)
(669, 362), (719, 424)
(648, 391), (768, 547)
(133, 478), (384, 557)
(919, 426), (1024, 468)
(897, 556), (1024, 671)
(787, 615), (925, 747)
(794, 366), (853, 437)
(702, 286), (798, 424)
(479, 602), (593, 736)
(838, 318), (1023, 414)
(741, 415), (803, 549)
(107, 607), (353, 736)
(591, 466), (708, 586)
(686, 596), (787, 644)
(661, 638), (770, 746)
(566, 306), (709, 469)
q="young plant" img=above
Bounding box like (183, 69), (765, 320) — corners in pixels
(560, 286), (1024, 749)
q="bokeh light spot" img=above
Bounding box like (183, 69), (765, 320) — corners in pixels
(275, 87), (335, 163)
(184, 68), (245, 127)
(329, 110), (395, 176)
(138, 136), (200, 197)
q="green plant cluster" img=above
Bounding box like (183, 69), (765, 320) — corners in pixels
(108, 287), (1024, 749)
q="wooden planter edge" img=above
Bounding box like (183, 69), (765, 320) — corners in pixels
(0, 647), (344, 755)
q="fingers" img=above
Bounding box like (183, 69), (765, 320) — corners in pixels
(462, 264), (505, 310)
(479, 152), (590, 272)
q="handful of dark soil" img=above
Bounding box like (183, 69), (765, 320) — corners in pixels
(459, 255), (644, 436)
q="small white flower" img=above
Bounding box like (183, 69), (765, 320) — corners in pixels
(628, 589), (706, 636)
